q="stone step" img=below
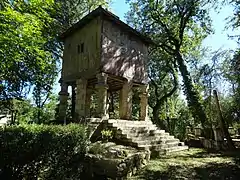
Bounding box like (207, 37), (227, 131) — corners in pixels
(108, 123), (157, 129)
(116, 129), (151, 136)
(129, 139), (164, 147)
(129, 136), (163, 142)
(137, 144), (152, 150)
(106, 120), (154, 127)
(129, 138), (179, 146)
(150, 130), (168, 136)
(165, 145), (189, 154)
(150, 145), (189, 157)
(118, 128), (166, 135)
(109, 124), (157, 131)
(150, 129), (165, 134)
(166, 141), (180, 148)
(151, 144), (169, 150)
(115, 128), (157, 135)
(99, 119), (188, 154)
(127, 135), (177, 142)
(164, 138), (180, 144)
(178, 142), (185, 146)
(107, 119), (154, 125)
(116, 131), (165, 139)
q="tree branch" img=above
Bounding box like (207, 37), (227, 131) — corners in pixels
(157, 68), (178, 106)
(178, 3), (195, 47)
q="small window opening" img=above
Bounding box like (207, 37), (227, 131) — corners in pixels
(80, 43), (84, 53)
(78, 43), (84, 54)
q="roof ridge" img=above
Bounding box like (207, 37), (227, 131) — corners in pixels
(59, 6), (153, 45)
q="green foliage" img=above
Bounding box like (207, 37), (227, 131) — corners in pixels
(101, 129), (113, 142)
(0, 0), (58, 101)
(126, 0), (214, 129)
(56, 0), (112, 29)
(88, 141), (107, 155)
(0, 124), (88, 179)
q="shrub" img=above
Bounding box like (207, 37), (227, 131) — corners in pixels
(101, 129), (113, 142)
(0, 123), (89, 179)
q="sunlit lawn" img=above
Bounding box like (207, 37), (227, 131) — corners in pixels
(130, 148), (240, 180)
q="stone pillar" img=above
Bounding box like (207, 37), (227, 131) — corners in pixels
(194, 125), (202, 137)
(58, 82), (69, 123)
(85, 88), (93, 118)
(71, 84), (76, 119)
(139, 85), (149, 121)
(75, 79), (87, 120)
(213, 126), (224, 150)
(96, 73), (108, 119)
(213, 127), (224, 141)
(119, 80), (133, 120)
(185, 126), (191, 139)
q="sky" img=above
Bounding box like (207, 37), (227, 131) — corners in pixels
(110, 0), (238, 51)
(53, 0), (239, 94)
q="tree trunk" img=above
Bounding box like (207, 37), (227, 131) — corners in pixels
(213, 90), (235, 150)
(37, 107), (41, 124)
(176, 52), (208, 130)
(152, 104), (166, 129)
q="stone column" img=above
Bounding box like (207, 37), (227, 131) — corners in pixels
(71, 84), (76, 119)
(119, 80), (133, 120)
(139, 85), (149, 121)
(185, 126), (191, 139)
(95, 73), (108, 119)
(85, 88), (93, 118)
(58, 82), (69, 123)
(75, 79), (87, 120)
(194, 125), (202, 137)
(213, 126), (224, 150)
(213, 127), (224, 141)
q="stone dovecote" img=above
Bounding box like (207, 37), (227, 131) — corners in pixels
(58, 6), (153, 121)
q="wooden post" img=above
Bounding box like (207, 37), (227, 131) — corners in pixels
(213, 90), (235, 150)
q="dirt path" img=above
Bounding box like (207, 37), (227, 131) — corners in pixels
(130, 148), (240, 180)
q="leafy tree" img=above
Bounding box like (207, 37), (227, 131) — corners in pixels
(56, 0), (112, 30)
(0, 0), (111, 121)
(126, 0), (215, 130)
(148, 49), (178, 129)
(0, 1), (58, 102)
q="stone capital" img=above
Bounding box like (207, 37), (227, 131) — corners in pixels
(139, 93), (148, 98)
(76, 78), (87, 86)
(95, 84), (109, 89)
(139, 84), (149, 94)
(96, 72), (108, 85)
(60, 82), (68, 92)
(58, 91), (69, 96)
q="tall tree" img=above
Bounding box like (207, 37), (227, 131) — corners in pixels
(0, 0), (58, 102)
(0, 0), (111, 113)
(126, 0), (214, 129)
(148, 48), (178, 129)
(56, 0), (112, 30)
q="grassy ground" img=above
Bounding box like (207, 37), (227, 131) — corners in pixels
(130, 148), (240, 180)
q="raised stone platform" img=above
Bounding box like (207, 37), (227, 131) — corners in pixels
(88, 118), (188, 158)
(83, 142), (150, 179)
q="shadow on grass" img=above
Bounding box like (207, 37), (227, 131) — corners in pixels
(136, 163), (240, 180)
(160, 148), (240, 162)
(133, 148), (240, 180)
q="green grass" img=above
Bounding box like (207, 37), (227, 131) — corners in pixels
(130, 148), (240, 180)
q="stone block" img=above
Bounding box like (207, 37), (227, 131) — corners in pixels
(84, 142), (150, 179)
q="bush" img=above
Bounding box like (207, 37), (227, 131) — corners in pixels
(0, 124), (89, 180)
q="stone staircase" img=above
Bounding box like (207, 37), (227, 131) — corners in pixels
(87, 118), (188, 157)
